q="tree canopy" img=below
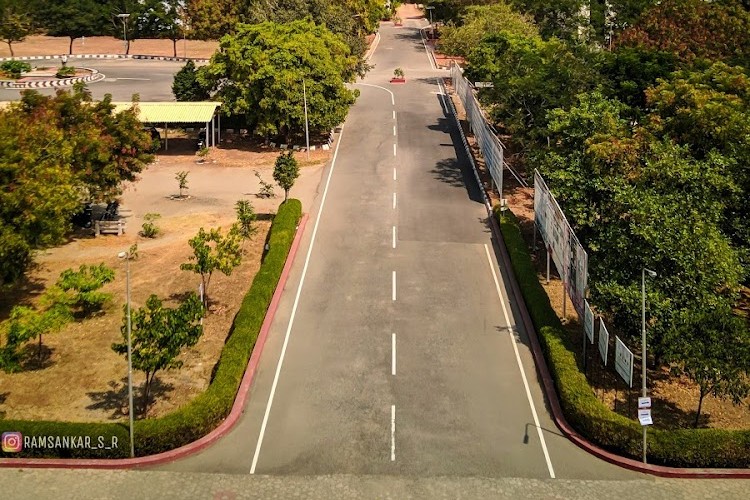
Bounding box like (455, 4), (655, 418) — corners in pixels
(198, 19), (359, 142)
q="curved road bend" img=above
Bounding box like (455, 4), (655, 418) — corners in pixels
(156, 19), (644, 480)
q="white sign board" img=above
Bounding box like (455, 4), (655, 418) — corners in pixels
(638, 397), (652, 409)
(638, 409), (653, 426)
(615, 336), (634, 388)
(598, 319), (609, 365)
(584, 300), (594, 344)
(474, 81), (494, 88)
(533, 170), (588, 318)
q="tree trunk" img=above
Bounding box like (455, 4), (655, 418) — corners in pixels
(694, 390), (706, 428)
(7, 41), (14, 57)
(126, 39), (131, 55)
(172, 39), (177, 58)
(69, 37), (74, 55)
(38, 334), (43, 362)
(284, 188), (289, 201)
(143, 371), (154, 417)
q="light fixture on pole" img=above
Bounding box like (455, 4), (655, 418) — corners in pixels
(426, 6), (435, 29)
(302, 79), (310, 160)
(641, 267), (656, 464)
(118, 250), (135, 458)
(117, 13), (130, 55)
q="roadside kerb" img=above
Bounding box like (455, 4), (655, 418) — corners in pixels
(0, 68), (103, 89)
(0, 214), (310, 469)
(0, 54), (208, 63)
(443, 78), (750, 479)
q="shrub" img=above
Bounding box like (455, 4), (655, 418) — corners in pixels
(495, 206), (750, 468)
(1, 60), (31, 79)
(0, 200), (302, 458)
(140, 213), (161, 238)
(55, 66), (76, 78)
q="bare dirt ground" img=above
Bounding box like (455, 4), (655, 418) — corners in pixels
(0, 144), (328, 423)
(1, 35), (218, 59)
(445, 82), (750, 431)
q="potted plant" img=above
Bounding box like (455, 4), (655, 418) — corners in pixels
(391, 67), (405, 84)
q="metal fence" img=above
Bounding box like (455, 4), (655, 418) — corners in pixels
(450, 63), (505, 196)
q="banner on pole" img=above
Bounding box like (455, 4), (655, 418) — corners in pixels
(584, 300), (594, 344)
(615, 336), (634, 387)
(598, 319), (609, 365)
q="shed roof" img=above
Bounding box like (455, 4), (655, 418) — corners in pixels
(111, 101), (222, 124)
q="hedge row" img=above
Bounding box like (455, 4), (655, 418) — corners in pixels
(495, 206), (750, 468)
(0, 199), (302, 459)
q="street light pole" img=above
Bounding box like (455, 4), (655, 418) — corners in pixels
(641, 267), (656, 464)
(118, 251), (135, 458)
(117, 13), (130, 55)
(303, 79), (310, 160)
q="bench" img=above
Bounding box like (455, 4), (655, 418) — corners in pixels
(94, 220), (126, 236)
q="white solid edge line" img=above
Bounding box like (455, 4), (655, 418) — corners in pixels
(392, 271), (397, 301)
(392, 333), (396, 375)
(353, 82), (395, 106)
(392, 225), (396, 249)
(391, 404), (396, 461)
(484, 244), (556, 479)
(249, 123), (347, 475)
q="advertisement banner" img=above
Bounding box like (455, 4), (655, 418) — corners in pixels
(615, 336), (634, 387)
(598, 319), (609, 365)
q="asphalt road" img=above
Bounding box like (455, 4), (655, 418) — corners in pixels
(157, 20), (644, 480)
(0, 58), (187, 101)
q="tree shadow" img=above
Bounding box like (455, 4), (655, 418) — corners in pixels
(0, 272), (47, 321)
(18, 343), (55, 371)
(0, 392), (7, 419)
(86, 376), (175, 420)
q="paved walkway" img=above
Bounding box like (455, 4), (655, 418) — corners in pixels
(2, 469), (748, 499)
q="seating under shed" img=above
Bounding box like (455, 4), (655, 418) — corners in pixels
(111, 101), (223, 150)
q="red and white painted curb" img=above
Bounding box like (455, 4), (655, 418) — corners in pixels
(0, 214), (310, 469)
(0, 54), (208, 63)
(0, 68), (103, 89)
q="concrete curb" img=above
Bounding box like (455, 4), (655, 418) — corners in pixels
(443, 78), (750, 479)
(0, 213), (310, 469)
(0, 68), (103, 89)
(0, 54), (208, 63)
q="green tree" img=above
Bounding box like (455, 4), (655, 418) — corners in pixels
(438, 2), (539, 58)
(0, 304), (70, 371)
(180, 227), (243, 308)
(667, 305), (750, 428)
(234, 200), (257, 240)
(273, 151), (300, 201)
(0, 5), (33, 57)
(198, 20), (359, 142)
(53, 263), (115, 316)
(175, 170), (189, 197)
(172, 60), (210, 101)
(112, 293), (204, 414)
(39, 0), (110, 54)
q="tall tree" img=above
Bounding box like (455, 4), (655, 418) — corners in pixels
(0, 3), (33, 57)
(198, 20), (359, 142)
(41, 0), (110, 54)
(172, 60), (210, 101)
(112, 293), (204, 414)
(273, 151), (300, 201)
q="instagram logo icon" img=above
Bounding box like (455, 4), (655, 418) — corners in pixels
(2, 432), (23, 452)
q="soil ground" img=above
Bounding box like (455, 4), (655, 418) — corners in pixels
(0, 141), (328, 423)
(444, 78), (750, 432)
(1, 35), (218, 59)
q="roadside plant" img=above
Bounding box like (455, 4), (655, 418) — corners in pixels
(234, 200), (257, 240)
(112, 293), (204, 415)
(140, 213), (161, 238)
(393, 67), (404, 79)
(55, 66), (75, 78)
(273, 151), (300, 201)
(175, 170), (189, 197)
(180, 227), (243, 308)
(0, 60), (31, 79)
(255, 170), (276, 198)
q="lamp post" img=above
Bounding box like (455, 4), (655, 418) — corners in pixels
(426, 6), (434, 31)
(641, 267), (656, 464)
(117, 13), (130, 55)
(118, 250), (135, 458)
(302, 79), (310, 160)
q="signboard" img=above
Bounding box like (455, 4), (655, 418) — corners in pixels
(533, 170), (588, 318)
(584, 300), (594, 344)
(598, 319), (609, 365)
(615, 336), (634, 388)
(474, 81), (494, 88)
(638, 397), (652, 409)
(638, 409), (653, 426)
